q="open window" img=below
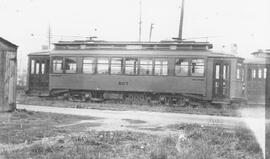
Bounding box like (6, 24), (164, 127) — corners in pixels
(191, 59), (205, 76)
(175, 58), (189, 76)
(65, 57), (77, 73)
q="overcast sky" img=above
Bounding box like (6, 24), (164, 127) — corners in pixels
(1, 0), (270, 70)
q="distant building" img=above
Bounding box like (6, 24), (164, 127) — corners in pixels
(0, 37), (18, 112)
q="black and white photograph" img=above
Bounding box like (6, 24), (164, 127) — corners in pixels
(0, 0), (269, 158)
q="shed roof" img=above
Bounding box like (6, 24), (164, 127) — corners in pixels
(0, 37), (18, 51)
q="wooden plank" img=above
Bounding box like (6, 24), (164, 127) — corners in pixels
(0, 51), (6, 111)
(0, 51), (4, 110)
(3, 51), (9, 111)
(266, 62), (270, 107)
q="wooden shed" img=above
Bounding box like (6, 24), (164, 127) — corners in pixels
(0, 37), (18, 112)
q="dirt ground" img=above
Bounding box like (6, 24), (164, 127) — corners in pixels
(0, 109), (265, 159)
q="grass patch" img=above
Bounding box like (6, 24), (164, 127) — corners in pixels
(167, 123), (263, 159)
(2, 124), (264, 159)
(0, 109), (101, 145)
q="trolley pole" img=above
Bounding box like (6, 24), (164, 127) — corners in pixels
(149, 23), (154, 42)
(139, 0), (142, 42)
(48, 25), (51, 50)
(178, 0), (185, 41)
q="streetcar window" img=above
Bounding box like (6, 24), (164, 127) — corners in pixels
(248, 68), (252, 80)
(154, 59), (168, 76)
(223, 65), (229, 80)
(236, 68), (240, 79)
(264, 68), (267, 79)
(252, 69), (256, 79)
(83, 57), (96, 74)
(125, 58), (138, 75)
(191, 59), (204, 76)
(31, 59), (35, 74)
(35, 61), (40, 74)
(65, 57), (77, 73)
(111, 58), (123, 74)
(41, 62), (45, 74)
(52, 57), (63, 73)
(97, 58), (109, 74)
(236, 63), (242, 80)
(139, 59), (153, 75)
(241, 67), (245, 82)
(175, 58), (189, 76)
(258, 68), (262, 79)
(215, 64), (220, 79)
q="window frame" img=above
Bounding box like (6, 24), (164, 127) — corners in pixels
(252, 68), (257, 80)
(124, 57), (138, 75)
(264, 68), (267, 79)
(35, 60), (40, 75)
(138, 58), (153, 76)
(110, 57), (124, 75)
(190, 58), (205, 77)
(236, 62), (244, 80)
(96, 57), (110, 74)
(64, 57), (78, 74)
(154, 58), (168, 76)
(52, 56), (64, 74)
(175, 57), (190, 77)
(41, 62), (45, 74)
(258, 68), (262, 79)
(82, 57), (96, 74)
(30, 59), (35, 75)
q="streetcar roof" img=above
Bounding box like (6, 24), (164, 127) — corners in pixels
(49, 49), (239, 58)
(28, 51), (50, 56)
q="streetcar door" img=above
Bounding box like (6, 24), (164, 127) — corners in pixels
(29, 56), (49, 92)
(213, 61), (230, 99)
(39, 58), (50, 90)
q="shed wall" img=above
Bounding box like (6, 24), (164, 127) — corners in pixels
(0, 51), (4, 108)
(0, 50), (17, 111)
(266, 63), (270, 107)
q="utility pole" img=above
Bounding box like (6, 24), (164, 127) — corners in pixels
(178, 0), (185, 41)
(139, 0), (142, 42)
(48, 25), (51, 50)
(149, 23), (154, 42)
